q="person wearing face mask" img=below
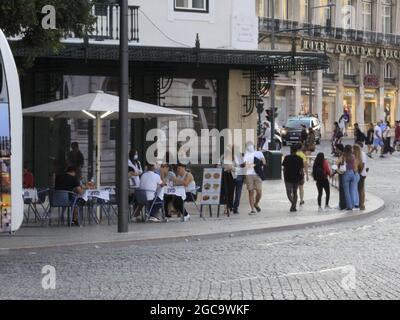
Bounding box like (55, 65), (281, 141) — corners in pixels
(128, 149), (143, 188)
(243, 141), (266, 215)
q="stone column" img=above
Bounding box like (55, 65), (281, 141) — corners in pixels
(316, 69), (323, 118)
(378, 61), (385, 122)
(336, 54), (345, 122)
(295, 71), (302, 116)
(357, 57), (365, 129)
(335, 0), (342, 28)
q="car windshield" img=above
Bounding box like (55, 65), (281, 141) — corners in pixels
(285, 119), (311, 129)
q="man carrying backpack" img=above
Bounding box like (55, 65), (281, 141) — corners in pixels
(282, 145), (304, 212)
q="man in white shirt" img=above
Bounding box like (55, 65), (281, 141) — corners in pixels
(139, 163), (164, 221)
(372, 121), (384, 158)
(243, 142), (266, 215)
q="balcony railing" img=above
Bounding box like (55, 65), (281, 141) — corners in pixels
(259, 17), (399, 46)
(67, 4), (139, 42)
(384, 77), (397, 86)
(344, 74), (357, 82)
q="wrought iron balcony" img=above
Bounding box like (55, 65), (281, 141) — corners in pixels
(67, 4), (139, 42)
(384, 77), (397, 86)
(259, 17), (399, 46)
(344, 74), (357, 82)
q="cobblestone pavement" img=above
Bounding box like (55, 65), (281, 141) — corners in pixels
(1, 140), (400, 300)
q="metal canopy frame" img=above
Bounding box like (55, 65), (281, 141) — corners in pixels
(11, 42), (329, 73)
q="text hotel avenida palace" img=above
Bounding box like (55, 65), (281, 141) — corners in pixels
(257, 0), (400, 135)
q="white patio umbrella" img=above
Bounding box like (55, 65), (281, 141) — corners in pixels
(23, 91), (194, 187)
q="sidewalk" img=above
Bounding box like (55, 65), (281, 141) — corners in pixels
(0, 179), (384, 250)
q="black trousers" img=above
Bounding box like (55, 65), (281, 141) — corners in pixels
(172, 192), (195, 217)
(316, 179), (330, 207)
(222, 171), (235, 210)
(339, 175), (347, 210)
(285, 182), (298, 209)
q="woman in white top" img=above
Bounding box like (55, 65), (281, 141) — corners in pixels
(172, 163), (196, 221)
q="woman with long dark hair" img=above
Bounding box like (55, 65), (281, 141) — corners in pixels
(312, 153), (332, 212)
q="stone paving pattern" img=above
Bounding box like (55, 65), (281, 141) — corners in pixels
(0, 140), (399, 300)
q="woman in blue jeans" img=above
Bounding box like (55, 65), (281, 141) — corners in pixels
(340, 145), (358, 211)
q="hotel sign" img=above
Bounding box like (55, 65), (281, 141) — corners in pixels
(302, 39), (400, 60)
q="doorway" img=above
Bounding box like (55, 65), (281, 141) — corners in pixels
(364, 101), (376, 124)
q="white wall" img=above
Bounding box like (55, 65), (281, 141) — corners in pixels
(128, 0), (258, 50)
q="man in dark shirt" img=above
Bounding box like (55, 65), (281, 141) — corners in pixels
(55, 166), (84, 225)
(282, 145), (304, 212)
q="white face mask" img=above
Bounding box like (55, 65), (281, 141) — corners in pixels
(134, 155), (138, 160)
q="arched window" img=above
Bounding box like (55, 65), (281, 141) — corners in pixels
(365, 61), (374, 75)
(384, 63), (393, 79)
(344, 59), (353, 75)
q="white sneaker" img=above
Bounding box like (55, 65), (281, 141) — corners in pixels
(183, 214), (191, 222)
(149, 216), (161, 223)
(325, 205), (333, 210)
(318, 206), (323, 213)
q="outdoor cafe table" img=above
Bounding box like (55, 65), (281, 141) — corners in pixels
(23, 188), (38, 202)
(81, 189), (110, 202)
(159, 186), (186, 201)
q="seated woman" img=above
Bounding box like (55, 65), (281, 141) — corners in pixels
(160, 163), (176, 218)
(172, 163), (196, 222)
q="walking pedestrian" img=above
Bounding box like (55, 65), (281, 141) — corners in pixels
(331, 122), (343, 156)
(304, 127), (316, 156)
(383, 121), (394, 155)
(243, 142), (266, 215)
(312, 152), (332, 212)
(282, 145), (304, 212)
(366, 123), (374, 158)
(372, 121), (385, 158)
(232, 145), (245, 214)
(334, 144), (347, 211)
(296, 143), (309, 206)
(300, 124), (308, 145)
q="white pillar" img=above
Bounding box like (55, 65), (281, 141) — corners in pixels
(316, 70), (323, 119)
(378, 61), (386, 122)
(336, 54), (345, 122)
(357, 57), (365, 130)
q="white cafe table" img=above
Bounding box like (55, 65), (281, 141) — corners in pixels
(23, 188), (38, 202)
(81, 189), (110, 202)
(159, 186), (186, 201)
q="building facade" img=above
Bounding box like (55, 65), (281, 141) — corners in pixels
(258, 0), (400, 136)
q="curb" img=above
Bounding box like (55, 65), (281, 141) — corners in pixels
(2, 193), (385, 252)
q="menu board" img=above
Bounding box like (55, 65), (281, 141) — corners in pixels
(200, 168), (222, 205)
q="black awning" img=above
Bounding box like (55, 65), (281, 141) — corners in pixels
(11, 42), (329, 73)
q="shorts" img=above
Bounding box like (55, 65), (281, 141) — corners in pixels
(373, 139), (384, 147)
(245, 175), (262, 191)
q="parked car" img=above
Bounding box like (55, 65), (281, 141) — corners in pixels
(280, 116), (322, 146)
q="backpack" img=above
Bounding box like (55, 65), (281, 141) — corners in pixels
(313, 166), (325, 181)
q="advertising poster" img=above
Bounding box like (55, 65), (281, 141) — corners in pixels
(0, 65), (11, 232)
(200, 168), (222, 205)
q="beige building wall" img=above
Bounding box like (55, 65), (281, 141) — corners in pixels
(228, 70), (258, 151)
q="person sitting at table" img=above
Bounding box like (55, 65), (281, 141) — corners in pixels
(160, 163), (177, 218)
(54, 166), (84, 226)
(138, 163), (164, 222)
(172, 163), (196, 222)
(23, 162), (35, 189)
(128, 159), (142, 189)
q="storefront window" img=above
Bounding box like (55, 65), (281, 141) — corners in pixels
(384, 91), (395, 124)
(343, 88), (356, 127)
(364, 90), (377, 124)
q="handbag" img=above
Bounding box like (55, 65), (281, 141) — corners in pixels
(338, 162), (346, 174)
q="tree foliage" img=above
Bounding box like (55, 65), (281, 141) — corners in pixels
(0, 0), (99, 67)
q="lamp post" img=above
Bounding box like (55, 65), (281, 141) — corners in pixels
(269, 0), (276, 150)
(118, 0), (129, 233)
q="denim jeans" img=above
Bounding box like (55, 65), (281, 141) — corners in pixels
(342, 170), (357, 210)
(353, 173), (360, 208)
(233, 175), (244, 210)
